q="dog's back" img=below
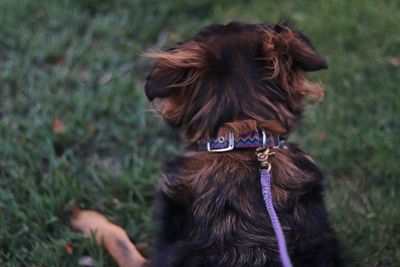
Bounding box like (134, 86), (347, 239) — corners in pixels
(153, 145), (341, 266)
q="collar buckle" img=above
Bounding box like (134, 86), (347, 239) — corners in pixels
(207, 131), (235, 153)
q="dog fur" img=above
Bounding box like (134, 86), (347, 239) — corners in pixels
(71, 21), (343, 267)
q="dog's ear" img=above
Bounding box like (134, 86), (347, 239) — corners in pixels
(260, 25), (325, 104)
(144, 42), (206, 101)
(267, 25), (328, 72)
(288, 30), (328, 71)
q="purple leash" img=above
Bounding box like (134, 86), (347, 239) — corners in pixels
(202, 131), (292, 266)
(260, 168), (293, 267)
(256, 147), (293, 267)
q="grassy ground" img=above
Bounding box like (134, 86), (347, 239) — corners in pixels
(0, 0), (399, 266)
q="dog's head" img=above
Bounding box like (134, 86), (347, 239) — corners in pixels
(145, 21), (327, 142)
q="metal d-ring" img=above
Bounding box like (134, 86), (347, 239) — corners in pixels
(261, 130), (267, 148)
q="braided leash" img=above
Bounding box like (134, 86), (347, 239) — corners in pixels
(202, 130), (293, 266)
(257, 148), (293, 267)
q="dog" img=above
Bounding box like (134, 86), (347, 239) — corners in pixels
(70, 21), (343, 267)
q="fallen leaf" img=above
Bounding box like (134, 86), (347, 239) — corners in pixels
(53, 118), (65, 134)
(98, 72), (112, 86)
(78, 256), (96, 266)
(65, 243), (73, 255)
(85, 122), (96, 134)
(36, 9), (47, 19)
(316, 131), (326, 141)
(388, 57), (399, 66)
(81, 68), (90, 81)
(112, 198), (122, 209)
(70, 209), (146, 266)
(56, 58), (65, 66)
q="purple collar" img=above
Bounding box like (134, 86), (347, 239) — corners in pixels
(198, 130), (285, 152)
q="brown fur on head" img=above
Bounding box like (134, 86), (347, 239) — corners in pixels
(145, 21), (327, 142)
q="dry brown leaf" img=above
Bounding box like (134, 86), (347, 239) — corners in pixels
(65, 243), (73, 255)
(98, 72), (112, 86)
(316, 131), (326, 141)
(53, 118), (65, 134)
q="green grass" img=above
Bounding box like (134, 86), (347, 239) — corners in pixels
(0, 0), (399, 266)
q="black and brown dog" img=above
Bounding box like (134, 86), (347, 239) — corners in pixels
(71, 21), (343, 267)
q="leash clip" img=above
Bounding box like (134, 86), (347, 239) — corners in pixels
(256, 147), (275, 172)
